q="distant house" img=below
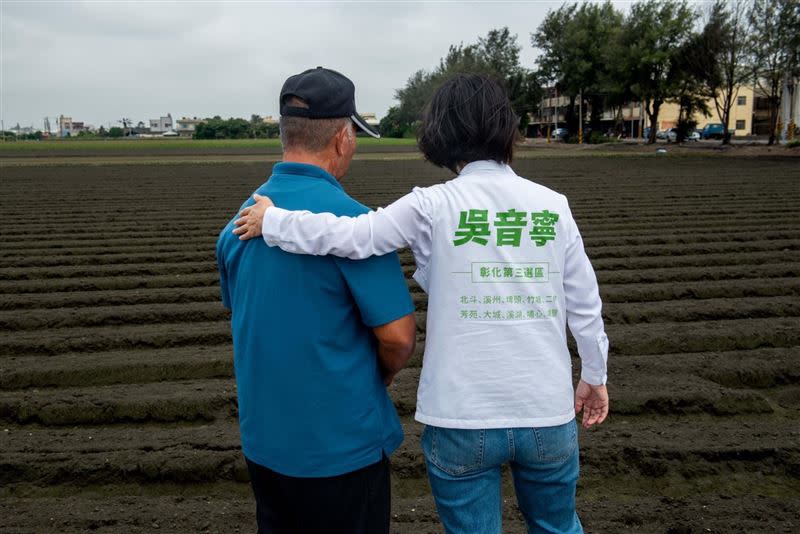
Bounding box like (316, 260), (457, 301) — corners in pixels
(10, 124), (37, 136)
(58, 115), (87, 137)
(149, 113), (173, 134)
(130, 121), (149, 135)
(261, 116), (279, 125)
(359, 112), (380, 128)
(660, 86), (755, 136)
(176, 117), (203, 137)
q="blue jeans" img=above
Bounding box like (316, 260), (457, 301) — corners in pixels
(421, 419), (582, 534)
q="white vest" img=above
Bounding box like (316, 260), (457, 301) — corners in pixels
(413, 162), (577, 429)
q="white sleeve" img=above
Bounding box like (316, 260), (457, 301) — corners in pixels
(562, 203), (609, 385)
(261, 191), (430, 261)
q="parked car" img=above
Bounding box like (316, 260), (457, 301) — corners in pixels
(667, 128), (700, 142)
(701, 123), (735, 140)
(643, 127), (651, 139)
(656, 129), (669, 140)
(552, 127), (569, 140)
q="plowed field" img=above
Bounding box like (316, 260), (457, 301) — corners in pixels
(1, 152), (799, 533)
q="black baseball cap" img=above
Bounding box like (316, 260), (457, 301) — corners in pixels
(280, 66), (380, 138)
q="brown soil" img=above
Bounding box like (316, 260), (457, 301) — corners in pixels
(1, 155), (798, 533)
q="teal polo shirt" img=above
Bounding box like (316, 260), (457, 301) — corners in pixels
(216, 162), (414, 478)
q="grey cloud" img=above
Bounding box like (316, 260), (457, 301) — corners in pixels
(1, 1), (631, 129)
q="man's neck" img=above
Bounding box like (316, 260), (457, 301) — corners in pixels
(282, 150), (339, 179)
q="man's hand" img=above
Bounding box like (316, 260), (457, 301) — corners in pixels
(574, 379), (609, 429)
(233, 194), (274, 240)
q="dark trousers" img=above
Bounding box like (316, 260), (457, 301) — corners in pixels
(245, 455), (391, 534)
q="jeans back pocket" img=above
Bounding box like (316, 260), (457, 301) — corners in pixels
(532, 419), (578, 463)
(421, 426), (485, 477)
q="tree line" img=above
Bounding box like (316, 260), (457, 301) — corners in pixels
(193, 116), (280, 140)
(382, 0), (799, 145)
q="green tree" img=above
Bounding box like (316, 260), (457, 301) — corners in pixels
(700, 0), (752, 144)
(378, 106), (412, 138)
(531, 3), (576, 88)
(393, 69), (438, 135)
(385, 28), (541, 138)
(533, 2), (625, 137)
(747, 0), (800, 145)
(619, 0), (696, 143)
(480, 28), (543, 132)
(108, 127), (124, 138)
(668, 12), (719, 143)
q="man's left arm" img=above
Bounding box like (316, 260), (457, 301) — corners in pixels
(334, 249), (416, 384)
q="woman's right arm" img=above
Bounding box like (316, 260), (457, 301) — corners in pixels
(260, 191), (430, 260)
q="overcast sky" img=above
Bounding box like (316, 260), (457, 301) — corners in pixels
(2, 0), (632, 130)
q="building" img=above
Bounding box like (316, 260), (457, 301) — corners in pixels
(750, 77), (799, 138)
(527, 89), (645, 138)
(149, 113), (173, 134)
(175, 117), (203, 137)
(529, 85), (759, 138)
(57, 115), (89, 137)
(659, 86), (755, 136)
(359, 112), (380, 129)
(9, 124), (37, 136)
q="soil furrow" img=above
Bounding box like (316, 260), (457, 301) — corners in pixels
(0, 320), (232, 356)
(0, 346), (233, 390)
(0, 301), (230, 331)
(0, 286), (220, 311)
(601, 277), (800, 302)
(0, 272), (220, 294)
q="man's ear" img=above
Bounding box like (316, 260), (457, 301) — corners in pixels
(334, 125), (349, 156)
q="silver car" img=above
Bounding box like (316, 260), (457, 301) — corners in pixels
(667, 128), (700, 142)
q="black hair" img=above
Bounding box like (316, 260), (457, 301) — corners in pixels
(417, 74), (519, 173)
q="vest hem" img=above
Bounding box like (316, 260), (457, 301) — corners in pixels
(414, 410), (576, 429)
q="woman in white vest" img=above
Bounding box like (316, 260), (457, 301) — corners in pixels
(234, 74), (609, 534)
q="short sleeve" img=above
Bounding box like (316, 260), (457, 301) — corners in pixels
(335, 252), (414, 328)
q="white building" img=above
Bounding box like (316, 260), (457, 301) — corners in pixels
(149, 113), (173, 134)
(58, 115), (87, 137)
(175, 117), (203, 137)
(10, 124), (37, 136)
(360, 112), (379, 128)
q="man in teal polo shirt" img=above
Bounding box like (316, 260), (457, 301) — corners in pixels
(216, 67), (416, 533)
